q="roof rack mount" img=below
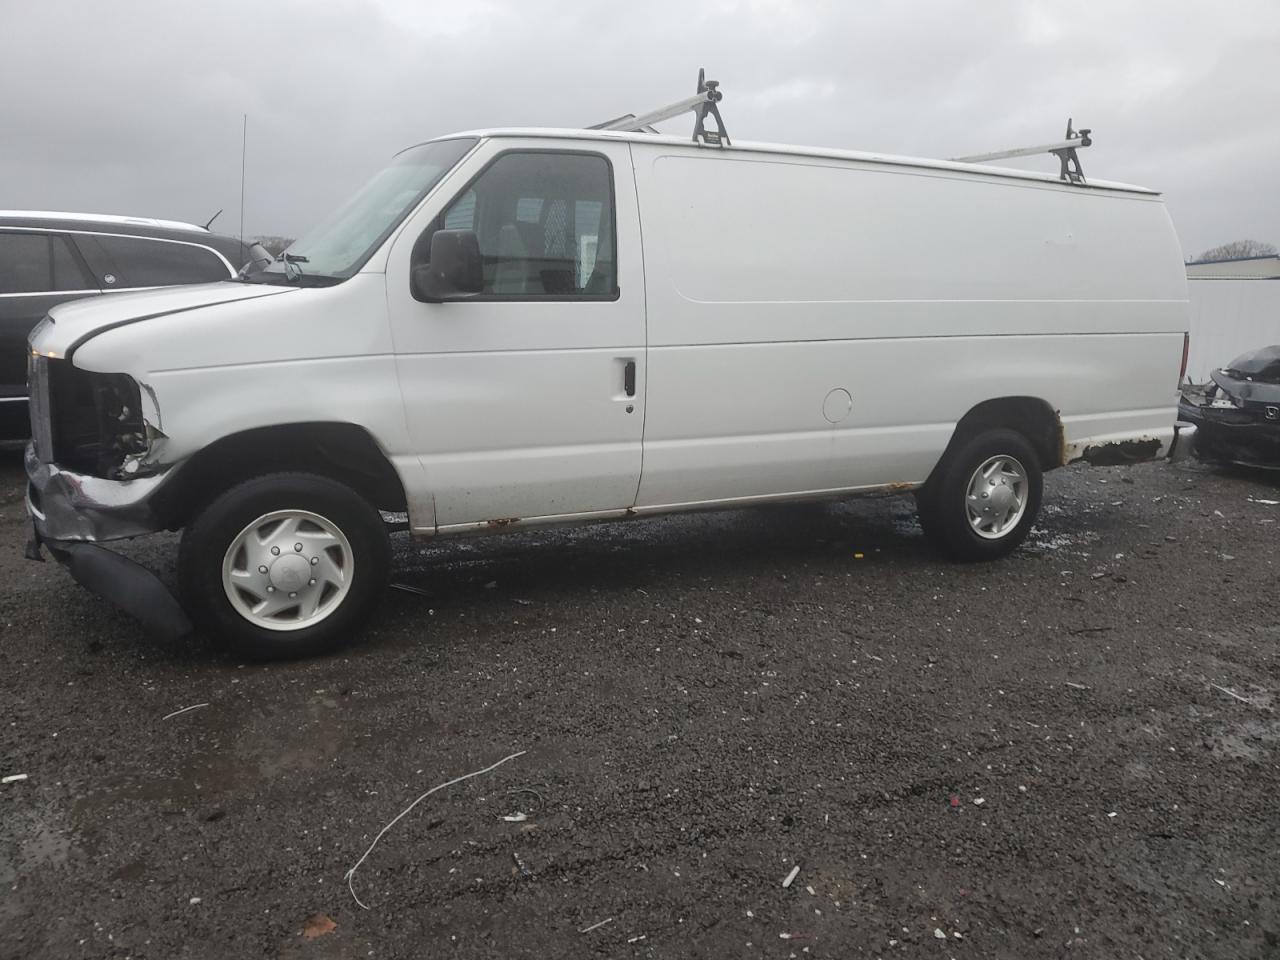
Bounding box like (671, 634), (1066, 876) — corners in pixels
(952, 119), (1093, 184)
(589, 72), (1090, 183)
(590, 68), (730, 146)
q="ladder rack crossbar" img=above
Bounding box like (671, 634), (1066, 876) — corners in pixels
(589, 68), (729, 146)
(596, 92), (715, 133)
(951, 120), (1092, 184)
(952, 138), (1088, 164)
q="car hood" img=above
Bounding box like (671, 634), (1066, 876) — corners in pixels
(1222, 344), (1280, 384)
(30, 281), (298, 358)
(1212, 367), (1280, 406)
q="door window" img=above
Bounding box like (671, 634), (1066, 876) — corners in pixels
(0, 233), (93, 293)
(74, 234), (230, 288)
(437, 152), (616, 298)
(50, 235), (92, 289)
(443, 190), (476, 230)
(0, 234), (52, 293)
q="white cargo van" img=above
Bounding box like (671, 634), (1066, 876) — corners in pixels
(24, 83), (1193, 657)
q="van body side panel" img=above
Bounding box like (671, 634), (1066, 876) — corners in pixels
(631, 146), (1187, 507)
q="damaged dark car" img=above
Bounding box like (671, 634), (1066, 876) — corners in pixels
(1178, 345), (1280, 468)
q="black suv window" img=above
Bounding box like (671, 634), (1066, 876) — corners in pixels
(74, 234), (229, 288)
(0, 233), (93, 293)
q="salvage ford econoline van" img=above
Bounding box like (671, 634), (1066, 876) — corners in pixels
(25, 111), (1193, 657)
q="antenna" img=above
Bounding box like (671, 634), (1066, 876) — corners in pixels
(239, 114), (247, 246)
(203, 209), (222, 230)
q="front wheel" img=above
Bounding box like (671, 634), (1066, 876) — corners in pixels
(917, 428), (1043, 562)
(178, 472), (391, 659)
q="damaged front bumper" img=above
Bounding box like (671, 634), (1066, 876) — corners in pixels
(25, 443), (173, 542)
(1176, 357), (1280, 469)
(1178, 398), (1280, 469)
(25, 444), (192, 637)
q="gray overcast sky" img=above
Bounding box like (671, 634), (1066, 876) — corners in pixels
(2, 0), (1276, 258)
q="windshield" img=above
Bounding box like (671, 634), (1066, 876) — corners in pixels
(257, 137), (477, 284)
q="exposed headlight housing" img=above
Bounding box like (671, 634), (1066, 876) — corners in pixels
(38, 359), (154, 479)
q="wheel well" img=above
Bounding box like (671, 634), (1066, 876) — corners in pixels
(153, 423), (408, 529)
(937, 397), (1063, 475)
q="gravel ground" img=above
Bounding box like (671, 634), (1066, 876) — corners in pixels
(2, 452), (1278, 959)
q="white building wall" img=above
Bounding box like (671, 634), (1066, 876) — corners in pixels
(1186, 255), (1280, 279)
(1186, 278), (1280, 382)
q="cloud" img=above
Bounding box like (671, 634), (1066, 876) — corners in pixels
(1, 0), (1276, 254)
(751, 78), (840, 111)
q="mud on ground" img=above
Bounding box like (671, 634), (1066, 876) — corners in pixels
(2, 454), (1278, 959)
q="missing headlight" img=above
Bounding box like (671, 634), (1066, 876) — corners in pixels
(46, 360), (150, 479)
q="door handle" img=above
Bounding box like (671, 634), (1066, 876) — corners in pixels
(623, 360), (636, 397)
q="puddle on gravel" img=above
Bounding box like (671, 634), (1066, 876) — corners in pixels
(0, 807), (73, 885)
(70, 688), (438, 827)
(1206, 718), (1280, 761)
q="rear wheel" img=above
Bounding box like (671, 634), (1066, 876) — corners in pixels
(178, 473), (390, 659)
(917, 428), (1043, 562)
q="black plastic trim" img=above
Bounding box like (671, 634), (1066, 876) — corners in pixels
(40, 536), (193, 639)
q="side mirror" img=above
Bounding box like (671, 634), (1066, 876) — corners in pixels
(239, 242), (274, 277)
(411, 229), (483, 303)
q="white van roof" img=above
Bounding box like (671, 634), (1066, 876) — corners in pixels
(427, 127), (1159, 196)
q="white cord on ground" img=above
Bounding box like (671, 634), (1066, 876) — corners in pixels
(344, 750), (527, 909)
(1210, 683), (1252, 704)
(162, 703), (209, 720)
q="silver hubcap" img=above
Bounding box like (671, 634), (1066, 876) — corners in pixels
(221, 510), (354, 631)
(965, 455), (1029, 539)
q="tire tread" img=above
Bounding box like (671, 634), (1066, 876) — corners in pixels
(917, 428), (1043, 563)
(178, 472), (390, 659)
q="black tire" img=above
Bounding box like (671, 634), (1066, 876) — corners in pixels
(917, 428), (1043, 562)
(178, 472), (390, 659)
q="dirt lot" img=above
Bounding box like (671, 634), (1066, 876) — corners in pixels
(1, 452), (1278, 959)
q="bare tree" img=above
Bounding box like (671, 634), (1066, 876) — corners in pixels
(252, 235), (295, 258)
(1193, 239), (1277, 263)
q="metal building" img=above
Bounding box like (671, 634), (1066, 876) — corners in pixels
(1185, 256), (1280, 382)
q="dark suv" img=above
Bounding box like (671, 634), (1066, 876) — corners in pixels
(1, 211), (264, 444)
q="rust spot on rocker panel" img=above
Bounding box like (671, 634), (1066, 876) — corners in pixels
(485, 517), (521, 528)
(1079, 438), (1161, 466)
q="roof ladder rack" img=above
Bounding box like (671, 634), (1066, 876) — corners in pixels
(952, 119), (1093, 184)
(590, 68), (730, 146)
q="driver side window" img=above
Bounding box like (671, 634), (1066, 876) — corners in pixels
(436, 152), (616, 299)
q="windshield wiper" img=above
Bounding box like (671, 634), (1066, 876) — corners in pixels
(281, 252), (309, 282)
(238, 252), (341, 287)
